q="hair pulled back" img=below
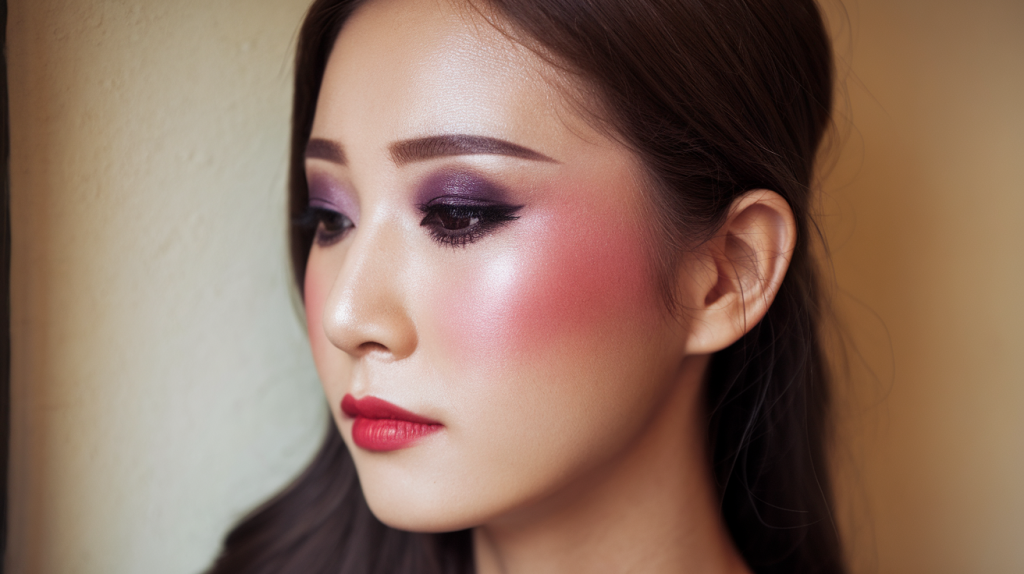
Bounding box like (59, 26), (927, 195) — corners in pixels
(207, 0), (844, 572)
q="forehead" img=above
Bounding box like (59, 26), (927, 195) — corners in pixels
(312, 0), (601, 160)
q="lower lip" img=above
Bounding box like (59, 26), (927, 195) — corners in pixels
(350, 417), (442, 452)
(342, 394), (443, 452)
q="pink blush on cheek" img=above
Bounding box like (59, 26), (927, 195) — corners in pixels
(433, 203), (660, 364)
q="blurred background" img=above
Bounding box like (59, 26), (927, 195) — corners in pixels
(5, 0), (1023, 572)
(6, 1), (326, 572)
(819, 1), (1024, 571)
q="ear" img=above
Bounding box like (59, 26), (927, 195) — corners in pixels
(681, 190), (797, 355)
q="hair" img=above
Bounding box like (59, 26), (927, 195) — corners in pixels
(206, 0), (844, 572)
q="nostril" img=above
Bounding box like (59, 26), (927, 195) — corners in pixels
(357, 341), (390, 354)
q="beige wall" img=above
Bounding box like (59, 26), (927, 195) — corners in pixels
(6, 1), (326, 573)
(5, 0), (1023, 573)
(822, 0), (1024, 572)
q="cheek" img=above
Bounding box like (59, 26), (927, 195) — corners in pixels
(304, 261), (325, 347)
(432, 200), (659, 366)
(303, 250), (336, 383)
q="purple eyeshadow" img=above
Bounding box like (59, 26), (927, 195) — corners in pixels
(415, 170), (511, 205)
(307, 171), (360, 224)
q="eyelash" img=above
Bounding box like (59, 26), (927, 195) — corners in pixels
(296, 201), (521, 249)
(418, 200), (521, 247)
(296, 206), (355, 247)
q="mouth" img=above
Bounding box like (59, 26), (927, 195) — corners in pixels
(341, 394), (443, 452)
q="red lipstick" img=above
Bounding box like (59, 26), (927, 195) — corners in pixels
(341, 394), (442, 452)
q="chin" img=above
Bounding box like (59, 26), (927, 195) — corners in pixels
(346, 441), (493, 533)
(360, 480), (490, 533)
(369, 505), (476, 534)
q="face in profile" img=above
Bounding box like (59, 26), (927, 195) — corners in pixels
(200, 0), (833, 569)
(303, 0), (708, 532)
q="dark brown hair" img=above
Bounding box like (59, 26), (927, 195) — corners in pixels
(207, 0), (844, 572)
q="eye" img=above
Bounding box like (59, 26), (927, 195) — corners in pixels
(419, 200), (521, 247)
(296, 206), (355, 247)
(434, 206), (480, 231)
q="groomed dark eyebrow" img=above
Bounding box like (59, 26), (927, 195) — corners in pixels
(390, 134), (557, 165)
(305, 134), (557, 166)
(305, 138), (347, 165)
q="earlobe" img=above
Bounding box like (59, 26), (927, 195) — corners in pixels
(682, 190), (797, 355)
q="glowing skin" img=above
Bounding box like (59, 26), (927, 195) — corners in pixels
(300, 0), (790, 572)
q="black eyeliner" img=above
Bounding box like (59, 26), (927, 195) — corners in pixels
(414, 169), (523, 248)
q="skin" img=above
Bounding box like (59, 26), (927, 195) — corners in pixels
(303, 0), (797, 572)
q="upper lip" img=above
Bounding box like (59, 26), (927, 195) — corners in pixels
(341, 394), (441, 425)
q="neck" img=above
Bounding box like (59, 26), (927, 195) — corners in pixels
(472, 354), (749, 574)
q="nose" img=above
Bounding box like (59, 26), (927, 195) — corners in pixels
(319, 217), (418, 360)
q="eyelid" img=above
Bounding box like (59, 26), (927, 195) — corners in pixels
(310, 197), (343, 211)
(419, 195), (507, 210)
(413, 169), (513, 207)
(306, 170), (360, 224)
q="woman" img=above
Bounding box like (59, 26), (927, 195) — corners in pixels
(208, 0), (843, 572)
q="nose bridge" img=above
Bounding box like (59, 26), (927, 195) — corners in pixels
(322, 210), (417, 359)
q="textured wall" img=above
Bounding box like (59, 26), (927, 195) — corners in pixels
(822, 0), (1024, 572)
(6, 1), (326, 572)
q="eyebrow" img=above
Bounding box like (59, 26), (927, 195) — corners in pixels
(390, 135), (556, 165)
(305, 138), (347, 164)
(304, 134), (557, 166)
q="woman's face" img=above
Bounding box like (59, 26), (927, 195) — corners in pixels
(304, 0), (696, 531)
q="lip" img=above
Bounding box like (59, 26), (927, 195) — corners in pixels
(341, 394), (443, 452)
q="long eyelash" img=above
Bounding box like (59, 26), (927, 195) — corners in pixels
(294, 206), (353, 247)
(293, 206), (323, 231)
(418, 203), (521, 248)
